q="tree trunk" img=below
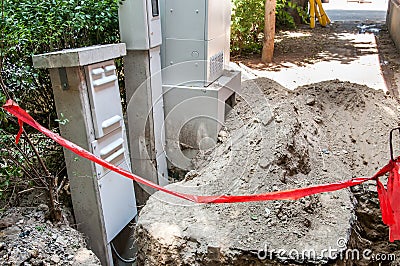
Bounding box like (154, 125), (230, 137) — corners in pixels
(261, 0), (276, 63)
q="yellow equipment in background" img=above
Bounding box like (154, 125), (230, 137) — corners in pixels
(309, 0), (331, 28)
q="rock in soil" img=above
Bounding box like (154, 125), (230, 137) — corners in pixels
(0, 206), (100, 265)
(135, 78), (400, 265)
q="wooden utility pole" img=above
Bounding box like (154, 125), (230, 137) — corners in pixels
(261, 0), (276, 63)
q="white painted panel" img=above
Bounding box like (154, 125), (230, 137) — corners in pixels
(162, 71), (241, 170)
(119, 0), (161, 49)
(149, 47), (169, 185)
(146, 0), (162, 47)
(85, 61), (124, 139)
(98, 160), (137, 243)
(149, 47), (164, 158)
(156, 151), (169, 186)
(118, 0), (150, 50)
(163, 38), (206, 86)
(207, 0), (230, 41)
(162, 84), (218, 170)
(91, 127), (126, 179)
(164, 0), (206, 40)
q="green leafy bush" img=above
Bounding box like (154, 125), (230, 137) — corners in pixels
(231, 0), (308, 55)
(0, 0), (121, 209)
(231, 0), (265, 55)
(1, 0), (121, 125)
(276, 0), (309, 29)
(0, 92), (6, 123)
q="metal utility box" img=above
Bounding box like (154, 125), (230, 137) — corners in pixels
(158, 0), (242, 170)
(119, 0), (162, 49)
(32, 44), (137, 266)
(160, 0), (231, 86)
(118, 0), (169, 206)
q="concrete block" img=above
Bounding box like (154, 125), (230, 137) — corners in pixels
(32, 44), (126, 69)
(163, 70), (241, 170)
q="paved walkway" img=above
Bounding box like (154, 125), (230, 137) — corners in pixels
(323, 0), (387, 22)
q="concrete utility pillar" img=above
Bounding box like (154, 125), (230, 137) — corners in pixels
(119, 0), (169, 207)
(32, 44), (137, 266)
(123, 49), (168, 206)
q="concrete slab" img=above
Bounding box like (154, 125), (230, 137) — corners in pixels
(32, 44), (126, 69)
(323, 0), (387, 22)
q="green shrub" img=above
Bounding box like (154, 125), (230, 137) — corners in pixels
(231, 0), (308, 55)
(0, 0), (121, 209)
(231, 0), (265, 55)
(1, 0), (121, 125)
(0, 91), (6, 123)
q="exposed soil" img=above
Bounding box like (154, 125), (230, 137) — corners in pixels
(136, 76), (400, 265)
(235, 22), (400, 95)
(233, 24), (338, 71)
(136, 22), (400, 265)
(234, 22), (399, 75)
(376, 24), (400, 99)
(0, 206), (100, 265)
(234, 21), (400, 265)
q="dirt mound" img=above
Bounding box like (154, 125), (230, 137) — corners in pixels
(136, 78), (400, 265)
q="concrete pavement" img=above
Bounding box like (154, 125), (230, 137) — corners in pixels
(323, 0), (388, 22)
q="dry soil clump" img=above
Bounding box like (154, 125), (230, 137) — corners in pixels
(136, 78), (400, 265)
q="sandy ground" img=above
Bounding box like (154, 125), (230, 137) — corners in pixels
(137, 78), (400, 265)
(135, 8), (400, 266)
(231, 24), (391, 92)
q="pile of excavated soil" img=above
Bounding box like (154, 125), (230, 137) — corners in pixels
(136, 78), (400, 265)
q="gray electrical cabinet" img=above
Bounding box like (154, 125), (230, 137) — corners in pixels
(32, 44), (137, 266)
(158, 0), (242, 170)
(160, 0), (231, 86)
(85, 60), (138, 243)
(119, 0), (162, 49)
(118, 0), (169, 206)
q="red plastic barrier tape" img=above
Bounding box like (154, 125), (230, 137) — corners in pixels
(2, 99), (399, 241)
(382, 162), (400, 242)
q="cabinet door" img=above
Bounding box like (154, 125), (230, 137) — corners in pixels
(98, 160), (137, 242)
(85, 61), (123, 139)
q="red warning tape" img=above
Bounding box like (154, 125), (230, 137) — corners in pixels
(2, 99), (399, 241)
